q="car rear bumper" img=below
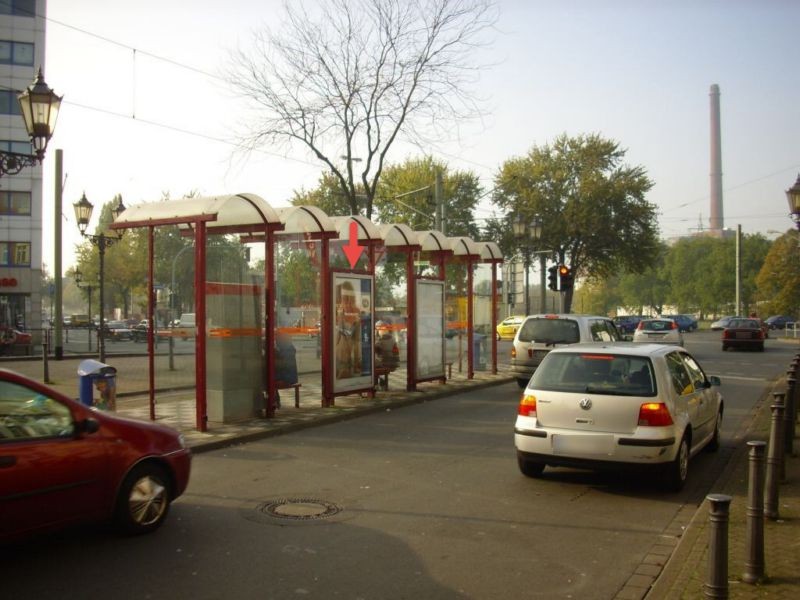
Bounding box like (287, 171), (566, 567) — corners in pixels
(514, 426), (677, 466)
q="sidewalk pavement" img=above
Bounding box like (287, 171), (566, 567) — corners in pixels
(0, 353), (514, 452)
(648, 378), (800, 600)
(3, 353), (798, 599)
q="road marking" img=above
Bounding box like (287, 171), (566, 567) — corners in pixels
(715, 374), (769, 382)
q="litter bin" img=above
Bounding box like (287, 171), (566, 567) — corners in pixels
(77, 359), (117, 410)
(473, 333), (487, 371)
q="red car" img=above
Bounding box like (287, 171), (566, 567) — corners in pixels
(0, 369), (191, 541)
(721, 318), (765, 352)
(0, 327), (32, 355)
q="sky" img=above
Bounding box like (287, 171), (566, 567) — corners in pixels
(39, 0), (800, 271)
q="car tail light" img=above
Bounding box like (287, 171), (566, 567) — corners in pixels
(722, 330), (730, 339)
(638, 402), (674, 426)
(518, 394), (537, 417)
(636, 321), (644, 330)
(392, 343), (399, 356)
(670, 321), (678, 330)
(511, 347), (517, 358)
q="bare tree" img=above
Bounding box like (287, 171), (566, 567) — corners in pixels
(225, 0), (496, 218)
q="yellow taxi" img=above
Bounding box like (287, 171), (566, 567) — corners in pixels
(496, 315), (525, 340)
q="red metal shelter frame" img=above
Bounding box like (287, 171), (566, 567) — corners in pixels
(111, 194), (283, 432)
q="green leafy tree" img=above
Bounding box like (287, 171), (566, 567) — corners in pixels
(492, 133), (659, 312)
(755, 230), (800, 316)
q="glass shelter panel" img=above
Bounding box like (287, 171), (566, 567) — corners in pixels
(445, 262), (469, 374)
(375, 249), (409, 364)
(205, 235), (264, 423)
(152, 230), (196, 399)
(274, 235), (322, 399)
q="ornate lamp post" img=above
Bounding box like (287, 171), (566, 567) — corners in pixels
(0, 69), (62, 177)
(73, 268), (98, 352)
(786, 174), (800, 230)
(513, 213), (543, 315)
(73, 193), (126, 362)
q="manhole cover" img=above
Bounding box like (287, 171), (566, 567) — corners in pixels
(258, 498), (342, 521)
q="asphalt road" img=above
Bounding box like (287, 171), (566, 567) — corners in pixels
(1, 331), (794, 599)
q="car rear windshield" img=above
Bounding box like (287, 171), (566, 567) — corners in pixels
(518, 318), (580, 344)
(642, 320), (673, 331)
(529, 352), (657, 396)
(729, 319), (759, 329)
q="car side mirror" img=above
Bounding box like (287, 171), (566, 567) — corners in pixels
(709, 375), (721, 387)
(76, 417), (100, 434)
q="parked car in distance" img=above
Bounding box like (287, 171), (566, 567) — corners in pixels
(632, 318), (684, 346)
(722, 318), (765, 352)
(514, 343), (723, 491)
(765, 315), (796, 330)
(496, 315), (525, 340)
(661, 314), (696, 332)
(0, 327), (33, 356)
(612, 315), (643, 335)
(0, 368), (192, 541)
(510, 314), (622, 389)
(102, 320), (133, 342)
(710, 316), (738, 331)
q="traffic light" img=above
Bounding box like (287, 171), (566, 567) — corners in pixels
(559, 265), (574, 291)
(547, 265), (558, 291)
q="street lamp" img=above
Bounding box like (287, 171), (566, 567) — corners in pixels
(73, 193), (126, 362)
(513, 213), (543, 315)
(786, 174), (800, 230)
(73, 269), (97, 352)
(0, 69), (62, 177)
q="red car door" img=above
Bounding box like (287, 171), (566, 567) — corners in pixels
(0, 386), (112, 539)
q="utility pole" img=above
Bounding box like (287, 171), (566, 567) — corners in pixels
(736, 224), (742, 315)
(54, 149), (63, 359)
(434, 169), (444, 233)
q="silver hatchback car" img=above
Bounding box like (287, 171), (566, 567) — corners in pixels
(514, 343), (723, 491)
(510, 314), (622, 388)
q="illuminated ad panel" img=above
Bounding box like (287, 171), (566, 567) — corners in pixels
(415, 280), (445, 380)
(332, 273), (374, 393)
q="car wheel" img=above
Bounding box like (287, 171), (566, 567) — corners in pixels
(115, 463), (172, 535)
(759, 343), (765, 352)
(516, 378), (528, 389)
(706, 410), (722, 452)
(664, 434), (689, 492)
(517, 454), (545, 478)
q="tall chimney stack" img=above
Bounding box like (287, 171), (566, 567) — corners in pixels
(709, 84), (723, 231)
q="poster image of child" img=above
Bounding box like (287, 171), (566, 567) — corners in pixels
(335, 279), (362, 379)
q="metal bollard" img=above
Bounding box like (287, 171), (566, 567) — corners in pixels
(742, 441), (766, 584)
(704, 494), (732, 599)
(765, 402), (785, 520)
(42, 339), (50, 384)
(773, 392), (787, 481)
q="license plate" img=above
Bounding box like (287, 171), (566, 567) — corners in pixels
(735, 332), (752, 339)
(647, 333), (664, 339)
(552, 434), (614, 456)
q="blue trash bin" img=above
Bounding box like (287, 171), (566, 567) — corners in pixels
(473, 333), (486, 371)
(77, 359), (117, 410)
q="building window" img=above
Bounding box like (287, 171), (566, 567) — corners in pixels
(0, 0), (36, 17)
(0, 40), (34, 66)
(0, 242), (31, 266)
(1, 191), (31, 215)
(0, 140), (32, 154)
(0, 90), (22, 116)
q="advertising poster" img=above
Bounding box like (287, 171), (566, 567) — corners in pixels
(333, 273), (374, 393)
(415, 280), (445, 380)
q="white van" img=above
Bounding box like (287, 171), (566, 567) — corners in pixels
(510, 314), (622, 388)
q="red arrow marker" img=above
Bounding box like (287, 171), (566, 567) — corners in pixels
(342, 221), (365, 268)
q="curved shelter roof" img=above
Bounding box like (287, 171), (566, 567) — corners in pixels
(415, 230), (451, 253)
(448, 236), (482, 258)
(330, 215), (383, 242)
(112, 193), (281, 230)
(479, 242), (503, 262)
(276, 205), (337, 236)
(379, 223), (420, 249)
